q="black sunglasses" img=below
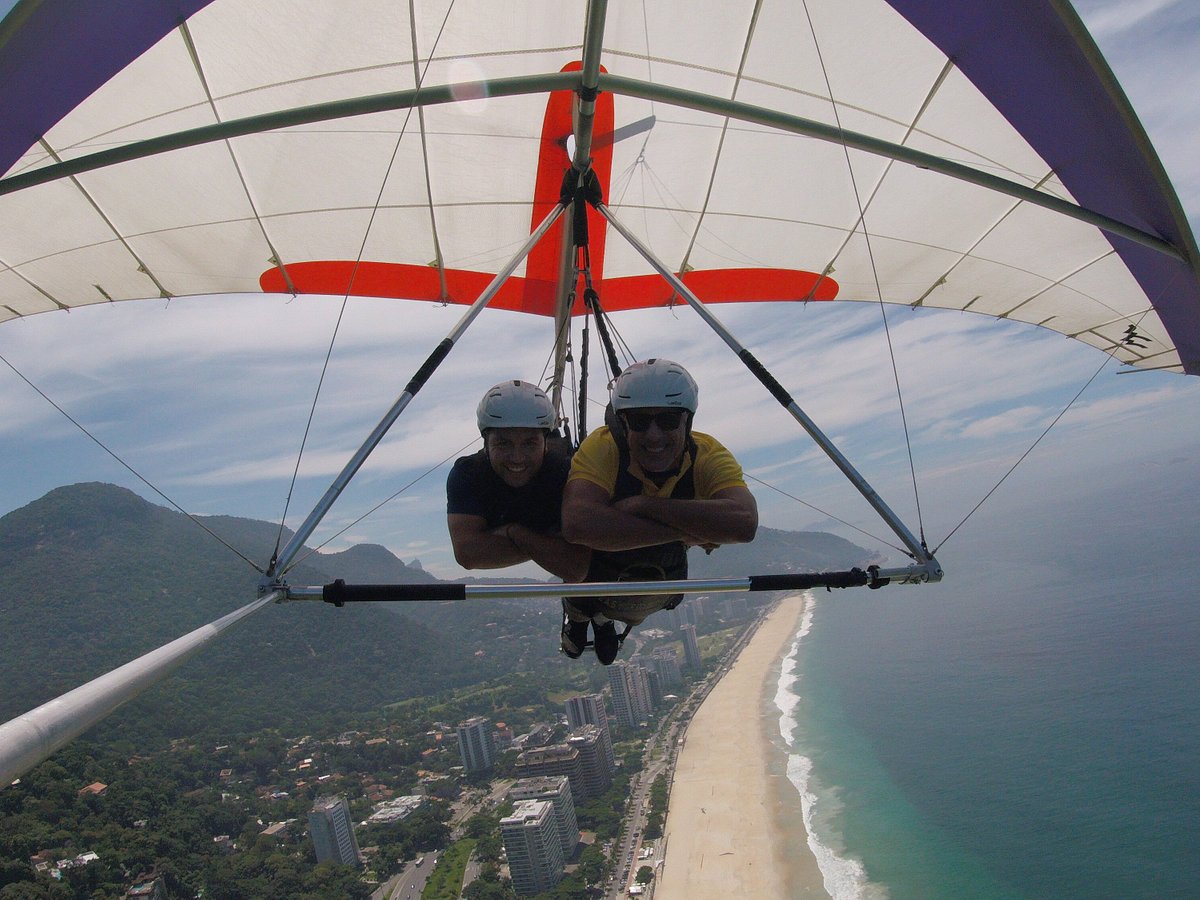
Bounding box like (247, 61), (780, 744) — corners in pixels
(623, 410), (685, 433)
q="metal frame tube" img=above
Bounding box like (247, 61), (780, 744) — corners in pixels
(0, 592), (281, 787)
(288, 562), (936, 603)
(552, 0), (608, 419)
(597, 202), (939, 573)
(593, 74), (1182, 261)
(271, 201), (566, 575)
(0, 70), (1179, 261)
(572, 0), (608, 171)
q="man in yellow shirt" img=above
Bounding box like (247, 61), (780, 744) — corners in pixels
(561, 359), (758, 664)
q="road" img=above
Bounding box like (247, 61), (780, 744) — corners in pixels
(371, 851), (440, 900)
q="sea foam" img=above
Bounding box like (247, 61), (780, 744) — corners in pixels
(775, 591), (882, 900)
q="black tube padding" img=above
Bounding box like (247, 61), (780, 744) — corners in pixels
(324, 580), (468, 604)
(748, 569), (869, 592)
(738, 349), (794, 407)
(404, 338), (454, 396)
(574, 185), (590, 247)
(560, 167), (576, 206)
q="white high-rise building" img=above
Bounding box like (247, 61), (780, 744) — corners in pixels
(515, 744), (584, 802)
(308, 795), (361, 868)
(567, 725), (614, 798)
(651, 646), (682, 686)
(501, 799), (564, 895)
(608, 662), (654, 728)
(510, 775), (579, 858)
(564, 693), (615, 769)
(682, 623), (702, 670)
(457, 715), (496, 772)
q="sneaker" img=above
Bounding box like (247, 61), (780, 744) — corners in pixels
(593, 620), (621, 665)
(561, 602), (589, 659)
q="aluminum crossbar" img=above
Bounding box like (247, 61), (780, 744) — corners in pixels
(284, 561), (941, 604)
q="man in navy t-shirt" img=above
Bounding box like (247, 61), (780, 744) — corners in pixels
(446, 381), (590, 589)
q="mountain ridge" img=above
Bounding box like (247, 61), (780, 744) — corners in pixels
(0, 482), (877, 743)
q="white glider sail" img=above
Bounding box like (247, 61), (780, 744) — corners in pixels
(1, 0), (1197, 372)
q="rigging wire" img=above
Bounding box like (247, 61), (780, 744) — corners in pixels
(932, 302), (1167, 554)
(284, 435), (479, 573)
(801, 0), (927, 549)
(743, 472), (908, 556)
(933, 350), (1114, 553)
(271, 0), (458, 565)
(0, 351), (265, 574)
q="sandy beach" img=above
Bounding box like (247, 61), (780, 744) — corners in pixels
(656, 596), (827, 898)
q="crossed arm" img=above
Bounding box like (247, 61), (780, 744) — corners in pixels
(447, 514), (591, 583)
(561, 478), (758, 552)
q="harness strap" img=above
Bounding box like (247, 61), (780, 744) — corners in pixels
(583, 428), (697, 610)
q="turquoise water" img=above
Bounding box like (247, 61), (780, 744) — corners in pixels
(777, 466), (1200, 898)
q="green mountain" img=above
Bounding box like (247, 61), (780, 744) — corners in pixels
(0, 483), (555, 745)
(0, 483), (875, 746)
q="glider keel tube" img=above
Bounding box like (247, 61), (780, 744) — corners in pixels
(0, 592), (281, 788)
(301, 563), (940, 605)
(598, 203), (938, 569)
(571, 0), (608, 171)
(269, 202), (566, 577)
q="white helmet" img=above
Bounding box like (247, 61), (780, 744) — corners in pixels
(476, 380), (555, 432)
(611, 359), (699, 413)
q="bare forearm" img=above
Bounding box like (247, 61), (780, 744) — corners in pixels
(563, 502), (694, 551)
(507, 524), (591, 582)
(453, 529), (533, 570)
(628, 495), (758, 545)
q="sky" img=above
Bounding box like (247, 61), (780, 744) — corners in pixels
(1, 0), (1198, 585)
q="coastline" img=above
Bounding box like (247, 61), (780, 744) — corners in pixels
(656, 595), (827, 898)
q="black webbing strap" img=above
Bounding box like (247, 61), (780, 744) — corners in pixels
(585, 288), (622, 380)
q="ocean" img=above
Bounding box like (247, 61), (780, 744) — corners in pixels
(773, 464), (1200, 899)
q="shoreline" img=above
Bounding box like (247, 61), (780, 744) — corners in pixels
(656, 596), (827, 898)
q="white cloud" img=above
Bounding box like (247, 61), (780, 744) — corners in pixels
(958, 405), (1050, 440)
(1078, 0), (1182, 38)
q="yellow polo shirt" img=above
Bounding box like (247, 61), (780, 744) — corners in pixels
(568, 426), (746, 498)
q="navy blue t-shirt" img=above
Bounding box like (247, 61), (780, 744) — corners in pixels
(445, 448), (570, 533)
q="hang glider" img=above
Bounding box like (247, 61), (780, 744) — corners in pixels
(2, 0), (1199, 785)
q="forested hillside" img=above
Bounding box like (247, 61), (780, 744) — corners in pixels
(0, 482), (875, 746)
(0, 484), (569, 746)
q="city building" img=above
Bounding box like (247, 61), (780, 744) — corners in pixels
(681, 623), (702, 670)
(566, 725), (614, 797)
(564, 693), (615, 769)
(663, 605), (697, 630)
(501, 799), (564, 895)
(456, 715), (496, 773)
(365, 795), (426, 824)
(608, 661), (655, 728)
(650, 646), (682, 687)
(645, 667), (664, 708)
(307, 795), (361, 869)
(514, 745), (584, 801)
(510, 776), (579, 858)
